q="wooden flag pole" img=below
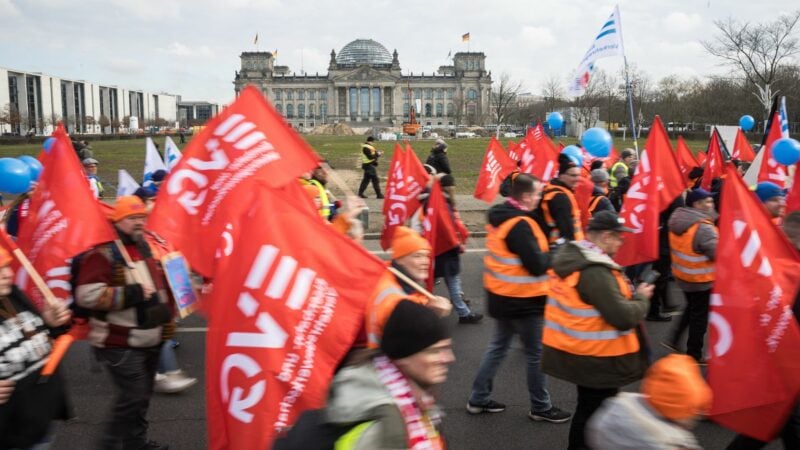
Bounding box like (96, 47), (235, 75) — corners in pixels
(387, 266), (436, 301)
(113, 239), (154, 290)
(0, 231), (58, 309)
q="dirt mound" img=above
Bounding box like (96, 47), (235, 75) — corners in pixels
(308, 123), (356, 136)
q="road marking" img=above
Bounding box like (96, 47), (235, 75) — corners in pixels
(177, 327), (209, 332)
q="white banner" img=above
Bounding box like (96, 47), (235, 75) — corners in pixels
(568, 5), (625, 97)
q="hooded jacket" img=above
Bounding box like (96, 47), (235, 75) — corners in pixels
(541, 241), (649, 389)
(425, 146), (451, 175)
(667, 206), (718, 292)
(485, 201), (551, 317)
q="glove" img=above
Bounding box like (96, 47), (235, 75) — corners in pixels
(122, 284), (146, 308)
(136, 300), (172, 328)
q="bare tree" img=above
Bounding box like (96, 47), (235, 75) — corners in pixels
(702, 11), (800, 117)
(571, 70), (606, 136)
(541, 75), (566, 115)
(98, 115), (110, 134)
(452, 90), (465, 126)
(490, 73), (523, 136)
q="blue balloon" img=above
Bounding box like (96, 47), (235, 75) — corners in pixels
(739, 115), (755, 132)
(561, 145), (584, 167)
(581, 127), (612, 157)
(772, 138), (800, 166)
(43, 137), (55, 152)
(18, 155), (43, 181)
(0, 158), (33, 194)
(547, 112), (564, 130)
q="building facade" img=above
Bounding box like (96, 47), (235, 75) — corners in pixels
(0, 67), (178, 135)
(177, 99), (220, 127)
(233, 39), (493, 130)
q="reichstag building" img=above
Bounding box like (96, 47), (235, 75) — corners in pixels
(233, 39), (493, 130)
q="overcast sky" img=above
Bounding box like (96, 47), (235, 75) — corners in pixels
(0, 0), (795, 106)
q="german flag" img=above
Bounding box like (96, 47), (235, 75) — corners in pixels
(462, 32), (470, 42)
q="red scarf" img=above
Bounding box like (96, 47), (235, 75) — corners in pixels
(373, 355), (444, 450)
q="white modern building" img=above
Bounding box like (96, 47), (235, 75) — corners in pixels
(0, 67), (178, 135)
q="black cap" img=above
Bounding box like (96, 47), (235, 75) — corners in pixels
(587, 210), (635, 232)
(366, 136), (375, 142)
(381, 300), (450, 359)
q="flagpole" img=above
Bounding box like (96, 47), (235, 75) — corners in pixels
(623, 55), (639, 155)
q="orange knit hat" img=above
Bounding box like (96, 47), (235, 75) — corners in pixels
(113, 196), (148, 222)
(0, 247), (12, 267)
(391, 226), (432, 260)
(642, 354), (712, 421)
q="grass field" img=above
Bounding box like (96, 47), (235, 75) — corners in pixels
(0, 134), (713, 196)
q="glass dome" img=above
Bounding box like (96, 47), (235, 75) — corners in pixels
(336, 39), (392, 66)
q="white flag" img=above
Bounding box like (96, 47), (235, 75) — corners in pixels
(568, 5), (625, 97)
(143, 137), (168, 188)
(164, 136), (183, 171)
(117, 169), (141, 197)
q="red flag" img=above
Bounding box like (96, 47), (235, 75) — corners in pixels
(147, 85), (320, 277)
(758, 112), (789, 187)
(701, 128), (726, 191)
(15, 126), (117, 309)
(573, 176), (595, 231)
(522, 124), (560, 181)
(732, 129), (756, 162)
(615, 116), (685, 266)
(422, 179), (461, 290)
(605, 146), (620, 169)
(473, 137), (518, 203)
(786, 166), (800, 214)
(675, 136), (700, 184)
(507, 140), (521, 162)
(708, 165), (800, 441)
(696, 151), (707, 166)
(205, 184), (387, 450)
(379, 143), (429, 250)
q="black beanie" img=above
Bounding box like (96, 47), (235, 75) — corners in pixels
(381, 300), (450, 359)
(558, 153), (577, 175)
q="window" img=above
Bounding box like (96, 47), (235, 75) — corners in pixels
(425, 88), (433, 99)
(436, 89), (444, 100)
(447, 103), (454, 116)
(468, 89), (478, 100)
(349, 87), (358, 120)
(425, 103), (432, 117)
(286, 90), (294, 100)
(372, 87), (381, 119)
(436, 103), (443, 117)
(308, 90), (315, 100)
(298, 104), (305, 118)
(308, 104), (315, 117)
(320, 103), (327, 118)
(320, 90), (327, 101)
(360, 87), (369, 118)
(286, 104), (294, 118)
(298, 90), (305, 100)
(447, 88), (454, 99)
(275, 104), (283, 115)
(403, 102), (409, 116)
(414, 89), (422, 100)
(403, 89), (409, 100)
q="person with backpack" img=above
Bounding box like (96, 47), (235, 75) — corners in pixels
(274, 300), (454, 449)
(426, 139), (451, 175)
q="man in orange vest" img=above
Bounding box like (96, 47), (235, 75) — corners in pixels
(588, 169), (614, 216)
(467, 173), (572, 424)
(365, 226), (452, 348)
(542, 210), (653, 450)
(664, 188), (718, 363)
(537, 154), (585, 248)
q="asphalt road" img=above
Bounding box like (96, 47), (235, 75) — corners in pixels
(50, 241), (780, 449)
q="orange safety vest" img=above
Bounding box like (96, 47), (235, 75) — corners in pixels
(541, 183), (585, 243)
(587, 195), (606, 216)
(484, 216), (550, 298)
(543, 269), (640, 357)
(365, 269), (428, 348)
(669, 220), (716, 283)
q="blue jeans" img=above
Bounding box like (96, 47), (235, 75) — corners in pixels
(469, 314), (552, 412)
(158, 339), (179, 374)
(442, 273), (471, 317)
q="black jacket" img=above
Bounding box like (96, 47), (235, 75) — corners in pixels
(486, 202), (551, 317)
(426, 148), (451, 175)
(538, 178), (578, 242)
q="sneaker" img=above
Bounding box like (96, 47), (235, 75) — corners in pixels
(458, 313), (483, 324)
(466, 399), (506, 414)
(376, 194), (384, 199)
(528, 407), (572, 423)
(358, 194), (368, 199)
(154, 370), (198, 394)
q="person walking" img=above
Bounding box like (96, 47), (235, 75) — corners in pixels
(588, 169), (614, 216)
(358, 136), (383, 199)
(542, 210), (653, 450)
(610, 148), (635, 190)
(664, 188), (718, 363)
(74, 196), (173, 450)
(538, 154), (585, 247)
(467, 173), (572, 424)
(274, 300), (454, 449)
(426, 138), (451, 175)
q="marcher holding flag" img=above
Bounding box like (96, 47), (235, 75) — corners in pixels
(0, 245), (72, 449)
